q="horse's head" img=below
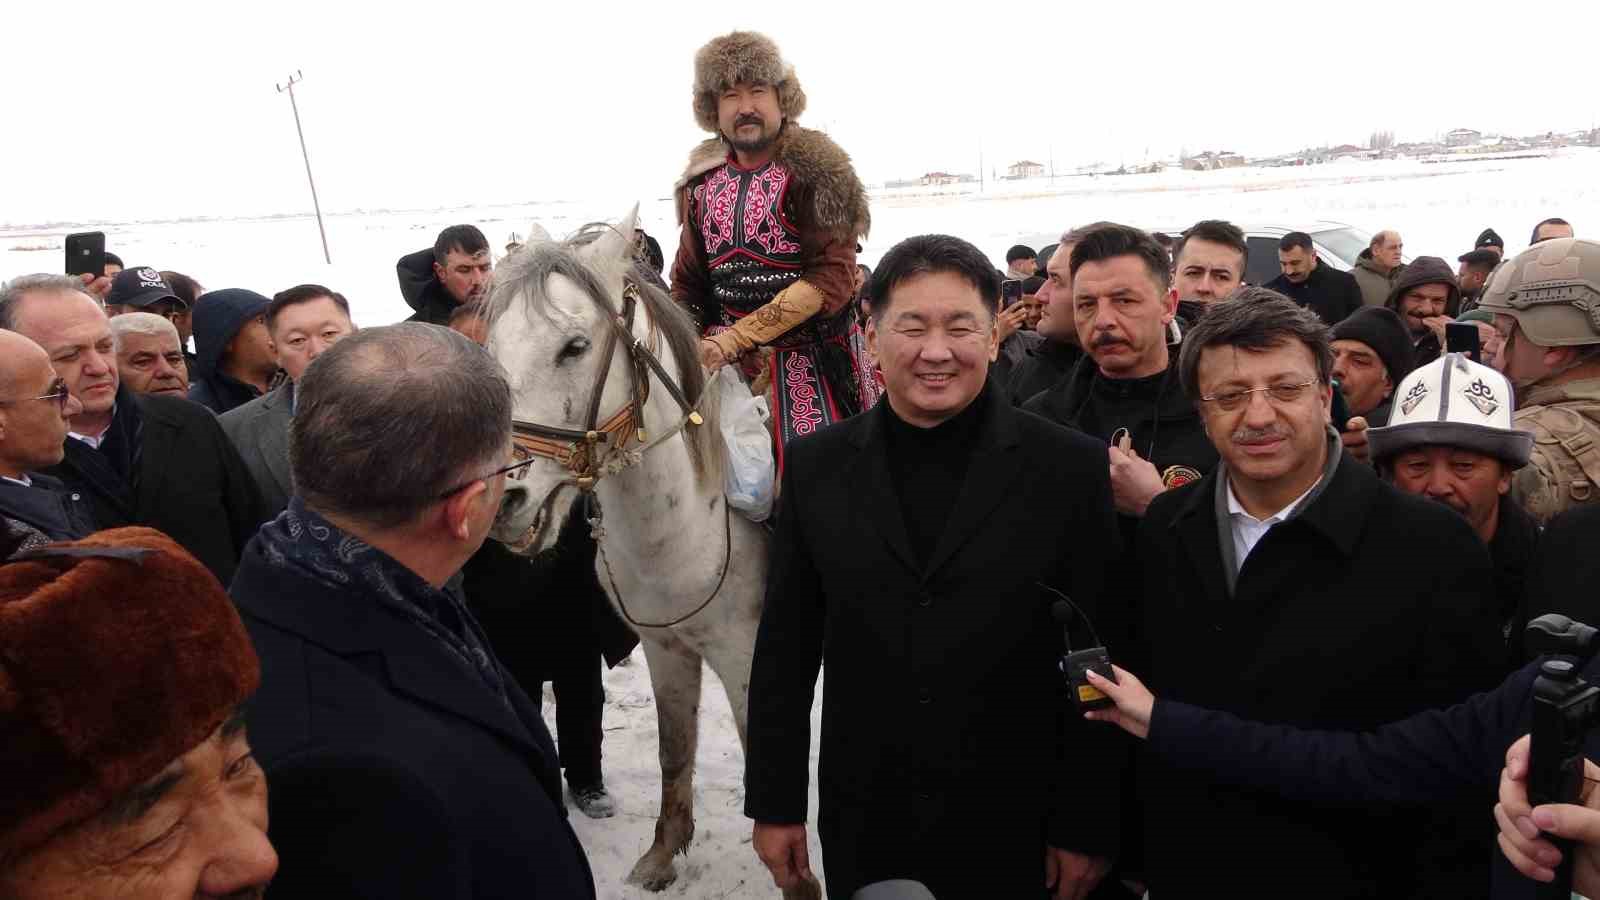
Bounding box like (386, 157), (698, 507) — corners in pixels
(484, 207), (648, 553)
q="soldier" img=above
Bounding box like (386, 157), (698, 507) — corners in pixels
(1476, 237), (1600, 524)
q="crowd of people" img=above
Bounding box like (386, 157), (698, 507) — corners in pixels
(4, 27), (1600, 900)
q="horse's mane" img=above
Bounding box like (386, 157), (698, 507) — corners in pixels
(483, 223), (726, 488)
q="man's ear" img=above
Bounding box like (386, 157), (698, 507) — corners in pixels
(864, 315), (879, 363)
(1161, 287), (1178, 324)
(433, 260), (446, 282)
(442, 480), (489, 541)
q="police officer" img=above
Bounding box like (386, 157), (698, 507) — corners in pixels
(1477, 237), (1600, 525)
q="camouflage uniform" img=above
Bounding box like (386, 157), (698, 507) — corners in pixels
(1477, 237), (1600, 524)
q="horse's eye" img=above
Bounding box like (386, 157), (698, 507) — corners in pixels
(559, 336), (591, 361)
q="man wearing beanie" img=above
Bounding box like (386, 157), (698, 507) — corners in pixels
(233, 324), (594, 899)
(0, 528), (277, 898)
(670, 31), (875, 471)
(1330, 306), (1416, 430)
(1475, 228), (1506, 260)
(1384, 256), (1461, 369)
(189, 288), (279, 415)
(1368, 353), (1538, 648)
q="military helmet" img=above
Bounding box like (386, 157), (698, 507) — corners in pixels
(1476, 237), (1600, 347)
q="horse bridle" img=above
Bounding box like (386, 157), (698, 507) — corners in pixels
(502, 277), (730, 630)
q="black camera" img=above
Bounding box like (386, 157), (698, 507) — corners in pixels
(1525, 614), (1600, 900)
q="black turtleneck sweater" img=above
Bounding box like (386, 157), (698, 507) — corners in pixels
(882, 388), (989, 567)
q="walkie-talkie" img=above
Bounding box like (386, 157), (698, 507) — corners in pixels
(1040, 583), (1117, 712)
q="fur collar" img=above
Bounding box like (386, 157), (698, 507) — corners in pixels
(675, 125), (871, 242)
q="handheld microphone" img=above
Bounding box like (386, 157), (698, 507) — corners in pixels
(1042, 584), (1117, 712)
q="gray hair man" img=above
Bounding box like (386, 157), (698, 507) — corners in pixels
(230, 323), (596, 898)
(1354, 229), (1405, 307)
(109, 312), (189, 398)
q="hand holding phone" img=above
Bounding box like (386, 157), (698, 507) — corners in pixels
(65, 231), (106, 278)
(1001, 278), (1023, 310)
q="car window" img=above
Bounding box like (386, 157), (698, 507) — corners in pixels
(1310, 227), (1373, 267)
(1245, 237), (1281, 286)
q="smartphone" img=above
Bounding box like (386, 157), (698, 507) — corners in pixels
(1001, 278), (1023, 310)
(1330, 377), (1352, 429)
(1447, 321), (1481, 363)
(64, 231), (106, 278)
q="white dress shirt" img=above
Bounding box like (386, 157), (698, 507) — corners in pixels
(1225, 479), (1318, 575)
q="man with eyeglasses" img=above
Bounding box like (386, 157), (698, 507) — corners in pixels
(0, 330), (93, 556)
(1119, 289), (1504, 898)
(0, 274), (265, 582)
(231, 323), (595, 899)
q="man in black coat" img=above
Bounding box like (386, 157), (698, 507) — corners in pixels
(1006, 242), (1086, 406)
(0, 276), (265, 582)
(397, 225), (493, 325)
(1132, 293), (1505, 898)
(235, 323), (594, 899)
(1265, 231), (1364, 325)
(0, 329), (96, 556)
(746, 235), (1126, 900)
(1023, 224), (1218, 518)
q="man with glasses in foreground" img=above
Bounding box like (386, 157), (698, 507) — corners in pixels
(1124, 289), (1504, 898)
(232, 323), (595, 899)
(0, 329), (92, 556)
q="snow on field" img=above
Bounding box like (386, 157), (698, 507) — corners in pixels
(546, 650), (826, 898)
(5, 149), (1598, 329)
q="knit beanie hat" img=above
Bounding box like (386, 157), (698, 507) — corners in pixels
(1330, 306), (1416, 385)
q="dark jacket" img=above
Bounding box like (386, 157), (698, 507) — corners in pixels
(1490, 496), (1542, 659)
(1141, 656), (1564, 899)
(745, 382), (1127, 899)
(0, 473), (96, 555)
(189, 288), (271, 415)
(43, 388), (266, 583)
(1004, 336), (1084, 406)
(1385, 256), (1460, 370)
(1265, 261), (1364, 325)
(218, 382), (294, 519)
(989, 328), (1043, 399)
(1515, 504), (1600, 660)
(1022, 355), (1218, 490)
(234, 515), (596, 900)
(398, 247), (459, 326)
(1134, 445), (1505, 898)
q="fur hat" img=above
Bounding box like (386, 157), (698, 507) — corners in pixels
(0, 528), (259, 858)
(692, 31), (807, 134)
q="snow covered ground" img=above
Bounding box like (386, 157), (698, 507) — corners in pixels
(550, 652), (825, 898)
(5, 149), (1599, 327)
(6, 150), (1599, 896)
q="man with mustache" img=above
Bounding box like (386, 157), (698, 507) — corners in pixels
(670, 31), (874, 470)
(397, 225), (494, 327)
(1367, 353), (1538, 649)
(1024, 223), (1217, 517)
(1124, 290), (1503, 897)
(110, 312), (190, 398)
(1384, 256), (1460, 369)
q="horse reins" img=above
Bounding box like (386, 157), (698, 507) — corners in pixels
(504, 278), (731, 630)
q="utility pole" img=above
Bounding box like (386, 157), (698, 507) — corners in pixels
(275, 70), (331, 264)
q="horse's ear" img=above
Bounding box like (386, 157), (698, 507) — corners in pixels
(580, 204), (641, 267)
(525, 223), (553, 243)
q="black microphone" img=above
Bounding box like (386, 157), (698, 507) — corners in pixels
(1041, 585), (1115, 711)
(1051, 599), (1076, 653)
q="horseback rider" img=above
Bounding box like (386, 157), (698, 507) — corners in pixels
(669, 31), (877, 470)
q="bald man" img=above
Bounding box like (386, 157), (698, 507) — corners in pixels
(0, 274), (266, 581)
(0, 330), (93, 556)
(1355, 230), (1406, 307)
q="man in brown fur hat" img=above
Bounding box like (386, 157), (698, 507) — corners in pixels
(671, 30), (876, 469)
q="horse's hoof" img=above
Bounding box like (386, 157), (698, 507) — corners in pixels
(624, 856), (677, 892)
(781, 873), (823, 900)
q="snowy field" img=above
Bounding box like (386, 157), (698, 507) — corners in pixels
(5, 151), (1600, 897)
(5, 149), (1599, 327)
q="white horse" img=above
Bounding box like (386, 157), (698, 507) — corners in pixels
(485, 211), (812, 897)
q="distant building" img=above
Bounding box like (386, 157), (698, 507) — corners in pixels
(1006, 160), (1045, 179)
(1182, 151), (1246, 171)
(1446, 128), (1482, 147)
(920, 172), (961, 186)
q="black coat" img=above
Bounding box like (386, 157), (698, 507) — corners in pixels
(398, 247), (458, 326)
(1265, 263), (1364, 325)
(43, 388), (266, 583)
(1022, 356), (1218, 489)
(1005, 337), (1085, 407)
(1516, 504), (1600, 658)
(0, 474), (96, 543)
(745, 384), (1128, 899)
(233, 537), (596, 900)
(1142, 657), (1571, 899)
(1134, 450), (1506, 898)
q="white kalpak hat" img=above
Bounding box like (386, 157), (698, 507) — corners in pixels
(1367, 352), (1533, 468)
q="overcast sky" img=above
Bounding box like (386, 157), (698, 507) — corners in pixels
(6, 0), (1597, 225)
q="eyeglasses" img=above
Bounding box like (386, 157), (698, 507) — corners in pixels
(0, 378), (71, 414)
(1199, 380), (1319, 412)
(435, 444), (537, 500)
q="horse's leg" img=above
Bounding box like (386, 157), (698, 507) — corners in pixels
(696, 621), (757, 752)
(625, 629), (703, 892)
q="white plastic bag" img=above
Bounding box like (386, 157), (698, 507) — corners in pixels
(715, 366), (776, 522)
